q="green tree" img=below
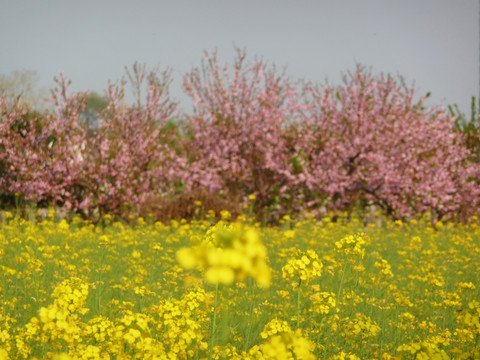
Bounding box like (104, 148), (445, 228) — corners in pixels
(80, 91), (109, 130)
(450, 96), (480, 163)
(0, 69), (49, 110)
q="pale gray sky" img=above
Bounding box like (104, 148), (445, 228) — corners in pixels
(0, 0), (478, 115)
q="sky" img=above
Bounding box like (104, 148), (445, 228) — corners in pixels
(0, 0), (478, 116)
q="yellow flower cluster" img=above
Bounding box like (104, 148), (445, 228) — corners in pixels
(260, 318), (292, 339)
(335, 232), (368, 259)
(80, 309), (165, 359)
(374, 259), (394, 278)
(0, 313), (15, 356)
(309, 291), (337, 314)
(251, 329), (316, 360)
(397, 341), (449, 360)
(84, 316), (114, 343)
(330, 351), (362, 360)
(282, 249), (323, 288)
(212, 328), (316, 360)
(409, 235), (423, 251)
(110, 311), (163, 356)
(152, 287), (209, 357)
(176, 221), (271, 287)
(456, 300), (480, 342)
(345, 313), (381, 340)
(17, 277), (90, 357)
(16, 283), (208, 359)
(457, 282), (476, 291)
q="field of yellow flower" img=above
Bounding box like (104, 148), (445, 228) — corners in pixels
(0, 210), (479, 359)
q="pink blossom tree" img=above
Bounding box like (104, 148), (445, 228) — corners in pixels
(300, 65), (480, 220)
(182, 49), (305, 220)
(77, 64), (186, 219)
(1, 54), (479, 222)
(0, 66), (186, 220)
(0, 73), (88, 210)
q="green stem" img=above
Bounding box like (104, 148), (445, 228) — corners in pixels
(209, 283), (219, 360)
(337, 261), (348, 304)
(473, 333), (479, 359)
(296, 283), (301, 329)
(244, 300), (255, 351)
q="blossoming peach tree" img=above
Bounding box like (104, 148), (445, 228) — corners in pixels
(0, 73), (88, 210)
(78, 65), (186, 218)
(0, 68), (186, 219)
(182, 49), (307, 220)
(1, 50), (479, 221)
(300, 65), (480, 220)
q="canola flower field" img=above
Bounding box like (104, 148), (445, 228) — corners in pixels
(0, 210), (479, 360)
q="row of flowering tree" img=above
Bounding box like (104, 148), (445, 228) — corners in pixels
(1, 49), (479, 222)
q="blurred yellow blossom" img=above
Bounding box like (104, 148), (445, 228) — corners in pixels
(397, 341), (449, 360)
(176, 221), (271, 287)
(345, 313), (381, 340)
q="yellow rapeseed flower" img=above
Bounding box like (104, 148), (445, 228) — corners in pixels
(282, 249), (323, 288)
(335, 232), (368, 259)
(176, 222), (271, 287)
(310, 292), (337, 314)
(345, 313), (381, 340)
(397, 341), (449, 360)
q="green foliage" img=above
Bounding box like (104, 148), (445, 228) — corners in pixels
(450, 96), (480, 162)
(0, 69), (49, 111)
(80, 91), (109, 131)
(85, 92), (109, 113)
